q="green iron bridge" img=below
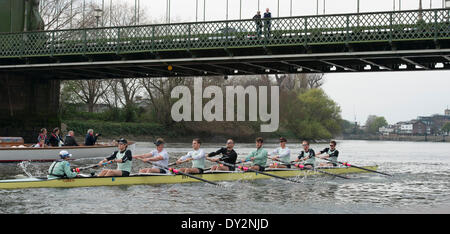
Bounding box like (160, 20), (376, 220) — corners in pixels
(1, 8), (450, 79)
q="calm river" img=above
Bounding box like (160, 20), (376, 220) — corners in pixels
(0, 140), (449, 214)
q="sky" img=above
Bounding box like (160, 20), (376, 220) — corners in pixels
(91, 0), (450, 125)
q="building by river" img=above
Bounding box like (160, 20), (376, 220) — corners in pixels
(379, 109), (450, 136)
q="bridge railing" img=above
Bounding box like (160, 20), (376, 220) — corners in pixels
(0, 8), (448, 58)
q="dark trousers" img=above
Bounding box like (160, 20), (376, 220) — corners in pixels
(264, 21), (271, 37)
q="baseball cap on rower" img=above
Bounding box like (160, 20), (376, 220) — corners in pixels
(117, 138), (128, 144)
(59, 150), (72, 158)
(279, 137), (287, 142)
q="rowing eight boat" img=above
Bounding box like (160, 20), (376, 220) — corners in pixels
(0, 165), (378, 189)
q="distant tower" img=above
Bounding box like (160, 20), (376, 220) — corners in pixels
(445, 107), (450, 116)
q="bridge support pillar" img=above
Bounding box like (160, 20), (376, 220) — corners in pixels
(0, 73), (60, 143)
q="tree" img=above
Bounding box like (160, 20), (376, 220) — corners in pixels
(140, 77), (188, 125)
(61, 80), (110, 112)
(274, 73), (325, 91)
(442, 122), (450, 135)
(365, 115), (388, 134)
(39, 0), (83, 30)
(280, 88), (342, 140)
(341, 119), (359, 135)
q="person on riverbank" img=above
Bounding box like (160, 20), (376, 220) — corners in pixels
(294, 140), (315, 169)
(269, 137), (291, 168)
(47, 150), (79, 179)
(85, 129), (99, 146)
(133, 138), (170, 174)
(176, 138), (206, 174)
(48, 128), (63, 147)
(97, 138), (133, 177)
(244, 137), (268, 171)
(316, 140), (339, 167)
(206, 138), (238, 171)
(64, 131), (79, 146)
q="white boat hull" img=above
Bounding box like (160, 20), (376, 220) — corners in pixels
(0, 143), (136, 162)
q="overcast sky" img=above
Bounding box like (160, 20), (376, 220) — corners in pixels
(95, 0), (449, 124)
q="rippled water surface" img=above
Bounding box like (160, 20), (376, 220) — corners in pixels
(1, 140), (449, 214)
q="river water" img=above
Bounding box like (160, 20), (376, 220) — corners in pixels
(0, 140), (449, 214)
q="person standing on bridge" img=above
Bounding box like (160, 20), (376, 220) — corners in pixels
(263, 8), (272, 38)
(253, 11), (263, 38)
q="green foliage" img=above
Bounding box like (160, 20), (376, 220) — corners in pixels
(365, 115), (388, 134)
(442, 122), (450, 134)
(280, 89), (342, 140)
(61, 104), (148, 123)
(341, 119), (355, 134)
(64, 120), (171, 138)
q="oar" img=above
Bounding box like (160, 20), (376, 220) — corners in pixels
(75, 161), (113, 172)
(272, 159), (349, 179)
(320, 158), (392, 177)
(216, 160), (303, 184)
(142, 160), (219, 186)
(167, 167), (219, 186)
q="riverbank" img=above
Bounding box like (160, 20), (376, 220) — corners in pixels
(343, 134), (450, 142)
(61, 120), (296, 144)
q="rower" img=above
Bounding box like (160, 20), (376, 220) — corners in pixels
(206, 138), (238, 171)
(97, 138), (133, 177)
(133, 138), (169, 174)
(47, 150), (79, 179)
(294, 140), (315, 169)
(243, 137), (268, 172)
(269, 137), (291, 168)
(176, 138), (205, 174)
(316, 140), (339, 167)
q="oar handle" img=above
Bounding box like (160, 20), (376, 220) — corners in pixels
(77, 161), (113, 171)
(138, 157), (176, 167)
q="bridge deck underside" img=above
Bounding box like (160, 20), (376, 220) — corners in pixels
(0, 8), (449, 79)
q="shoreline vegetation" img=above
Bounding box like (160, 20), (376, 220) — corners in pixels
(62, 119), (449, 144)
(60, 75), (344, 144)
(59, 75), (449, 145)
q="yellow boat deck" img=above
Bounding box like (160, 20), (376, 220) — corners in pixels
(0, 166), (378, 189)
